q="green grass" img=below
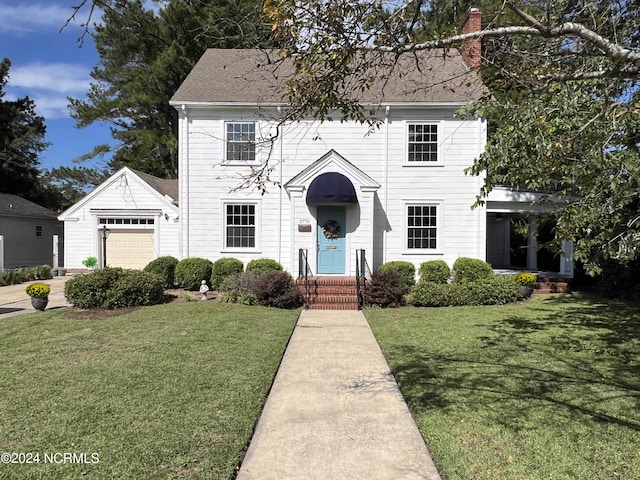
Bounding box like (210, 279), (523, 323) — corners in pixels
(0, 303), (298, 479)
(367, 294), (640, 480)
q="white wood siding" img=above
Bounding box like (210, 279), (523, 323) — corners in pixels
(179, 105), (486, 274)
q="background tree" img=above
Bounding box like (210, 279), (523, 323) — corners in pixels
(0, 58), (49, 202)
(69, 0), (272, 179)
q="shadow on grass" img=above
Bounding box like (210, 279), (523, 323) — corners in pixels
(388, 294), (640, 433)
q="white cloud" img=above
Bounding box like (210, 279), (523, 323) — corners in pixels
(0, 4), (81, 34)
(5, 62), (92, 119)
(9, 63), (91, 94)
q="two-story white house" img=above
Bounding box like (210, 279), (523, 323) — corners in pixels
(169, 46), (489, 278)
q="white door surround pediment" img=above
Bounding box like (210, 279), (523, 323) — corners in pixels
(284, 149), (380, 197)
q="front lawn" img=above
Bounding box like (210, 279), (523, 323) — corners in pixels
(367, 294), (640, 480)
(0, 303), (298, 479)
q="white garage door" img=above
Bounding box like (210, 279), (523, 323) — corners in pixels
(106, 229), (155, 269)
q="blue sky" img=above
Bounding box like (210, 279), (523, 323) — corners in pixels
(1, 1), (128, 171)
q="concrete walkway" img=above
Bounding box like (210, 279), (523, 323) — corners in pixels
(0, 275), (71, 318)
(237, 309), (441, 480)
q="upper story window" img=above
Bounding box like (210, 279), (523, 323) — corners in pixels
(407, 123), (440, 164)
(35, 225), (43, 237)
(226, 122), (256, 162)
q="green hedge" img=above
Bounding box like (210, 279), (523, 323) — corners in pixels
(144, 256), (178, 288)
(64, 268), (165, 309)
(418, 260), (451, 284)
(378, 261), (416, 294)
(452, 257), (494, 285)
(218, 271), (302, 309)
(408, 274), (519, 307)
(211, 258), (244, 289)
(245, 258), (283, 274)
(174, 257), (213, 291)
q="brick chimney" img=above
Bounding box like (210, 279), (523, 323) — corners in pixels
(460, 7), (482, 71)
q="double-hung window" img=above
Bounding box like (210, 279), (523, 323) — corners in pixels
(226, 122), (256, 162)
(405, 202), (442, 252)
(224, 203), (257, 249)
(407, 123), (440, 164)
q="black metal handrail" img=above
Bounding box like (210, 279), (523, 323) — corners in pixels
(355, 249), (367, 309)
(298, 249), (311, 309)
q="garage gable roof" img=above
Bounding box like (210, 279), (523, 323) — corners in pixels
(58, 167), (178, 221)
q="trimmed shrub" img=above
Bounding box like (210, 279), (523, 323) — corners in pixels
(418, 260), (451, 284)
(250, 271), (302, 309)
(408, 274), (519, 307)
(64, 267), (125, 309)
(144, 256), (179, 288)
(408, 282), (470, 307)
(174, 257), (213, 290)
(218, 272), (259, 305)
(364, 269), (405, 308)
(104, 270), (166, 309)
(29, 265), (53, 280)
(452, 257), (494, 285)
(465, 275), (520, 305)
(0, 269), (27, 286)
(65, 268), (166, 310)
(211, 257), (244, 289)
(218, 271), (302, 309)
(246, 258), (283, 274)
(378, 261), (416, 294)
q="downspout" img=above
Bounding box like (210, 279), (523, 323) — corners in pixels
(277, 106), (283, 264)
(383, 105), (390, 264)
(181, 104), (189, 259)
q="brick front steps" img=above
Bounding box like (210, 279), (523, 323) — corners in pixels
(296, 276), (360, 310)
(534, 275), (571, 293)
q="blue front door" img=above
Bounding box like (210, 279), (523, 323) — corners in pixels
(317, 206), (346, 274)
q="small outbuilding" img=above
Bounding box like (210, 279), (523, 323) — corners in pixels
(0, 193), (63, 270)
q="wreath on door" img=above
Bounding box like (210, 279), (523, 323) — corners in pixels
(321, 219), (341, 239)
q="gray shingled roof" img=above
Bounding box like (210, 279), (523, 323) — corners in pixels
(130, 169), (179, 202)
(0, 193), (59, 219)
(171, 48), (485, 105)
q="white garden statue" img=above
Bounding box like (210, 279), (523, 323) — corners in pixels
(199, 280), (209, 301)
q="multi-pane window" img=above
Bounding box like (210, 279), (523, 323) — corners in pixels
(407, 204), (438, 250)
(98, 218), (155, 225)
(35, 225), (43, 237)
(226, 204), (256, 248)
(407, 123), (438, 162)
(226, 122), (256, 162)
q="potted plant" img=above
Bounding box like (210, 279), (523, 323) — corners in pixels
(26, 283), (51, 311)
(514, 273), (536, 298)
(82, 257), (98, 269)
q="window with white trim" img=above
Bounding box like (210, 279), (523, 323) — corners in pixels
(225, 203), (256, 248)
(407, 123), (439, 163)
(406, 203), (440, 250)
(226, 122), (256, 162)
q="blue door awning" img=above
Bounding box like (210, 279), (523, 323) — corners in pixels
(306, 172), (358, 204)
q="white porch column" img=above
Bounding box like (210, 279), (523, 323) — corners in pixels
(287, 186), (305, 275)
(527, 215), (538, 271)
(560, 240), (574, 277)
(361, 186), (378, 273)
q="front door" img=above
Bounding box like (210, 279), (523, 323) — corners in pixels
(317, 205), (346, 274)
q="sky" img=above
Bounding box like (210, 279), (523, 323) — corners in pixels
(1, 1), (140, 172)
